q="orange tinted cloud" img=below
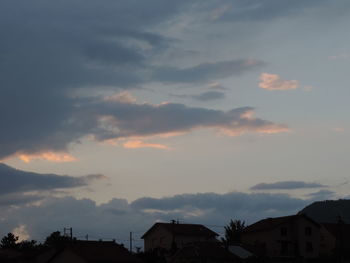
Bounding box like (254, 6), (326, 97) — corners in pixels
(220, 124), (289, 136)
(255, 125), (290, 134)
(333, 127), (346, 132)
(123, 140), (169, 150)
(16, 152), (77, 163)
(259, 73), (298, 90)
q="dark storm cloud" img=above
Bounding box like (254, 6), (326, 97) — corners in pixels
(0, 96), (287, 158)
(0, 193), (43, 207)
(86, 99), (287, 140)
(131, 192), (307, 215)
(0, 191), (310, 241)
(0, 163), (102, 195)
(250, 181), (327, 190)
(0, 0), (272, 159)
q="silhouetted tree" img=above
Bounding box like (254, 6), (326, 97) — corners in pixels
(17, 239), (39, 251)
(0, 233), (19, 249)
(221, 219), (245, 247)
(44, 231), (73, 248)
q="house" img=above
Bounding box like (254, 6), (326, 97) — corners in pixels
(241, 214), (321, 259)
(142, 222), (219, 252)
(34, 240), (142, 263)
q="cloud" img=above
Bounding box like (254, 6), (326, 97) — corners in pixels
(208, 83), (228, 91)
(0, 0), (275, 161)
(206, 0), (332, 22)
(0, 88), (288, 159)
(154, 60), (264, 83)
(251, 181), (327, 190)
(171, 91), (226, 101)
(306, 190), (335, 200)
(12, 225), (30, 242)
(8, 152), (77, 163)
(0, 163), (103, 197)
(332, 127), (346, 133)
(259, 73), (298, 90)
(123, 140), (169, 150)
(87, 96), (288, 141)
(0, 191), (310, 242)
(0, 193), (43, 207)
(192, 91), (226, 101)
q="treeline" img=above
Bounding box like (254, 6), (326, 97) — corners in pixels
(0, 231), (75, 251)
(0, 219), (246, 251)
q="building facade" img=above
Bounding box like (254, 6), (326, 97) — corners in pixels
(241, 214), (321, 259)
(142, 222), (218, 252)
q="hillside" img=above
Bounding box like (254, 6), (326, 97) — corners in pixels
(298, 199), (350, 223)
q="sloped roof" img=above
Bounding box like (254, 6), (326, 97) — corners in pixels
(141, 223), (218, 239)
(56, 241), (141, 263)
(228, 245), (254, 259)
(243, 214), (320, 233)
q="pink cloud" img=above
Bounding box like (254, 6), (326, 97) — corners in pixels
(8, 152), (77, 163)
(123, 140), (170, 150)
(259, 73), (298, 90)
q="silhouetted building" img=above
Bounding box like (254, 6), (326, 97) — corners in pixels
(170, 242), (241, 263)
(142, 222), (218, 252)
(34, 240), (142, 263)
(241, 214), (321, 259)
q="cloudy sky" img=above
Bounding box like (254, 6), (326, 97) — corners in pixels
(1, 0), (350, 244)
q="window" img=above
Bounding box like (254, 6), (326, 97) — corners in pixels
(305, 227), (312, 236)
(280, 227), (287, 236)
(306, 242), (313, 252)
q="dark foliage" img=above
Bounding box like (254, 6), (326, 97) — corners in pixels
(0, 233), (19, 249)
(221, 219), (245, 247)
(44, 231), (74, 248)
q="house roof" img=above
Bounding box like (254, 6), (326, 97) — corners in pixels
(243, 214), (320, 233)
(228, 245), (254, 259)
(50, 240), (142, 263)
(141, 222), (218, 239)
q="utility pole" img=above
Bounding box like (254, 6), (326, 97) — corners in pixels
(129, 232), (133, 253)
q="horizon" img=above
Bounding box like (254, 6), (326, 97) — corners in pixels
(1, 0), (350, 243)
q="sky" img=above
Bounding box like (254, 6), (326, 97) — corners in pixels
(1, 0), (350, 245)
